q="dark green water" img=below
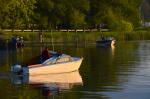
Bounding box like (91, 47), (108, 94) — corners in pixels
(0, 41), (150, 99)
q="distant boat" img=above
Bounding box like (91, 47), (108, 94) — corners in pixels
(9, 36), (24, 48)
(11, 53), (83, 75)
(96, 36), (115, 47)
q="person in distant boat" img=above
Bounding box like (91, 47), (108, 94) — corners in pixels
(41, 47), (51, 62)
(11, 36), (17, 46)
(39, 31), (43, 43)
(108, 35), (115, 41)
(101, 35), (105, 40)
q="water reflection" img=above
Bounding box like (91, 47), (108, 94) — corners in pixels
(29, 71), (82, 85)
(111, 45), (115, 56)
(1, 42), (150, 99)
(11, 71), (83, 96)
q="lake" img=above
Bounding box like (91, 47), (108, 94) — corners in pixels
(0, 41), (150, 99)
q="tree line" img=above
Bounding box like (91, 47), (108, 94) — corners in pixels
(0, 0), (142, 31)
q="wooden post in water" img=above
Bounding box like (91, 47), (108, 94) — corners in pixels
(50, 29), (54, 51)
(39, 30), (43, 43)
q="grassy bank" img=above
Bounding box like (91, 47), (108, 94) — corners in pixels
(0, 31), (150, 44)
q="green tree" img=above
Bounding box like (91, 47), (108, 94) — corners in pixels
(0, 0), (143, 30)
(34, 0), (54, 30)
(0, 0), (36, 30)
(88, 0), (142, 29)
(109, 20), (133, 32)
(69, 9), (85, 28)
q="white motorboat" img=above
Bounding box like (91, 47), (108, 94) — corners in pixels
(11, 54), (83, 75)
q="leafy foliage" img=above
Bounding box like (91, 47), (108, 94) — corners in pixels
(0, 0), (142, 31)
(109, 20), (133, 32)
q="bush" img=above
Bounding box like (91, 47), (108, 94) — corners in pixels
(0, 30), (5, 35)
(109, 20), (134, 32)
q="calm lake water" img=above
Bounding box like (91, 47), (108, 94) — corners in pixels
(0, 41), (150, 99)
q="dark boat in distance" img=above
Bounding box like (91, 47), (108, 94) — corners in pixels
(96, 36), (116, 47)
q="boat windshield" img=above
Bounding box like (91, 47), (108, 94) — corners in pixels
(42, 56), (57, 65)
(42, 54), (72, 65)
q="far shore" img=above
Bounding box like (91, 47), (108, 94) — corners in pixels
(1, 29), (109, 32)
(1, 30), (150, 44)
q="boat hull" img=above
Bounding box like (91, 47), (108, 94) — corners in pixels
(96, 39), (115, 47)
(24, 57), (83, 76)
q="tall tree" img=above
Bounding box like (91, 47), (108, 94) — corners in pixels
(0, 0), (36, 30)
(34, 0), (54, 30)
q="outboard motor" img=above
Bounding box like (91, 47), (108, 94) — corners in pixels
(11, 74), (23, 85)
(11, 64), (22, 74)
(11, 73), (29, 85)
(22, 67), (29, 75)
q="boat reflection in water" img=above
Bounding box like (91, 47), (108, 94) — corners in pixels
(11, 71), (83, 96)
(111, 44), (115, 56)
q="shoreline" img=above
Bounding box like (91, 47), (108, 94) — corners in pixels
(1, 31), (150, 44)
